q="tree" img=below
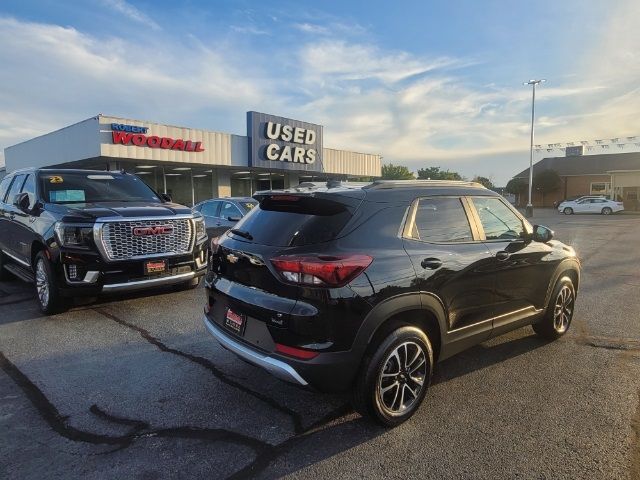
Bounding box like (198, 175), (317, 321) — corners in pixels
(505, 178), (528, 206)
(381, 163), (415, 180)
(416, 166), (463, 180)
(472, 176), (494, 190)
(533, 169), (562, 206)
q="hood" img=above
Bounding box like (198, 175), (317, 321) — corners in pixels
(47, 201), (194, 221)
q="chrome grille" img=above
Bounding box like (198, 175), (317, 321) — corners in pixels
(99, 218), (193, 261)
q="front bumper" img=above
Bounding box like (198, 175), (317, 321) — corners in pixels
(55, 240), (208, 296)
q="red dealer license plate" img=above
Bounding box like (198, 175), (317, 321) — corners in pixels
(144, 260), (167, 275)
(224, 308), (246, 335)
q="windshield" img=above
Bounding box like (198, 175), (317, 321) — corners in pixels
(40, 172), (161, 204)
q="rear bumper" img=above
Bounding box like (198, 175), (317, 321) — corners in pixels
(202, 313), (362, 392)
(203, 315), (308, 386)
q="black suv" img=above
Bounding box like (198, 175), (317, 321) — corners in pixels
(203, 180), (580, 426)
(0, 168), (208, 313)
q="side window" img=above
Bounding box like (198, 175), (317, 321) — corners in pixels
(6, 174), (26, 205)
(0, 176), (12, 203)
(201, 201), (220, 217)
(21, 174), (37, 208)
(221, 202), (243, 220)
(409, 197), (474, 243)
(472, 197), (525, 240)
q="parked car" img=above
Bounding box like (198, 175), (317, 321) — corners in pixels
(553, 195), (605, 208)
(202, 180), (580, 426)
(557, 197), (624, 215)
(193, 197), (257, 240)
(0, 168), (208, 314)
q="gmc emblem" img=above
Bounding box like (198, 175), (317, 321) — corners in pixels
(132, 225), (174, 236)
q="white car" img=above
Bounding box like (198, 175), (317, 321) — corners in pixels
(558, 197), (624, 215)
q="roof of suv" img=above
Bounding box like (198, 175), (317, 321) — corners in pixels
(255, 179), (497, 203)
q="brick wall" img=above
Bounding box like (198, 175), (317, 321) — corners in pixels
(513, 175), (611, 207)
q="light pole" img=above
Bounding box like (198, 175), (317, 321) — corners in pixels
(523, 79), (545, 218)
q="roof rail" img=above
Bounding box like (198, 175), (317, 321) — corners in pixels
(364, 179), (485, 189)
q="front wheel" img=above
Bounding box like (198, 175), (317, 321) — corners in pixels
(352, 326), (433, 427)
(34, 252), (67, 315)
(601, 207), (612, 215)
(563, 207), (573, 215)
(533, 277), (575, 340)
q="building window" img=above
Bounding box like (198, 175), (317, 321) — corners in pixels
(590, 182), (610, 196)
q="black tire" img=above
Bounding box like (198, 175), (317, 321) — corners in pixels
(532, 276), (575, 340)
(601, 207), (612, 215)
(563, 207), (573, 215)
(0, 251), (12, 281)
(352, 326), (433, 427)
(34, 252), (67, 315)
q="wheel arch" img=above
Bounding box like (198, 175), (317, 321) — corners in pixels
(354, 292), (446, 362)
(543, 259), (580, 311)
(30, 240), (49, 270)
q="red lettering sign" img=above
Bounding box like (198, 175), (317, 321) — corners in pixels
(111, 130), (204, 152)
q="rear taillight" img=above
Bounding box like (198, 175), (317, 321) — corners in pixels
(275, 343), (318, 360)
(270, 254), (373, 287)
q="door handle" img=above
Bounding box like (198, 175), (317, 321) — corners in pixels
(9, 213), (15, 220)
(495, 251), (511, 261)
(421, 257), (442, 270)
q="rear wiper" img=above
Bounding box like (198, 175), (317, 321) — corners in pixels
(230, 228), (253, 240)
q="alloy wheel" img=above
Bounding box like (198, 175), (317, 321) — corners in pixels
(377, 341), (427, 416)
(553, 285), (573, 333)
(35, 259), (50, 309)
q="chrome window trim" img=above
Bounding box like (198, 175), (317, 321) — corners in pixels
(1, 249), (31, 268)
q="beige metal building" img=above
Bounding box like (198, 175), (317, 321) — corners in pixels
(513, 151), (640, 210)
(4, 112), (382, 206)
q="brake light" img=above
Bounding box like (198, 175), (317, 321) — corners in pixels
(270, 254), (373, 287)
(275, 343), (319, 360)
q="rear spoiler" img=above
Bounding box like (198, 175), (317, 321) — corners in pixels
(253, 189), (365, 210)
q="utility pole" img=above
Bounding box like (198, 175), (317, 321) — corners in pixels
(523, 79), (546, 217)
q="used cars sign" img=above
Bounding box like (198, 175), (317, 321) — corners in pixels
(247, 111), (323, 172)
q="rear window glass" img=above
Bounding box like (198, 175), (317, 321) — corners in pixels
(230, 196), (353, 246)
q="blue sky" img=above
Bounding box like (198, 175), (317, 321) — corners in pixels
(1, 0), (639, 184)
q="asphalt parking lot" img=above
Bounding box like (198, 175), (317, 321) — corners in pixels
(1, 209), (639, 479)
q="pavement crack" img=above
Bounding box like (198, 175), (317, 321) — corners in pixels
(92, 307), (305, 434)
(1, 350), (275, 460)
(0, 351), (133, 447)
(570, 334), (640, 352)
(226, 403), (354, 479)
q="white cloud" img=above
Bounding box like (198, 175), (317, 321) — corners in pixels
(293, 23), (329, 35)
(102, 0), (161, 30)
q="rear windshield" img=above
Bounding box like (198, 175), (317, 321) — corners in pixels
(230, 195), (354, 246)
(40, 172), (161, 204)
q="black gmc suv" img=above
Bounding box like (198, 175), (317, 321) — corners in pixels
(0, 168), (208, 313)
(203, 180), (580, 426)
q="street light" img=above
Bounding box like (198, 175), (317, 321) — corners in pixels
(523, 79), (546, 218)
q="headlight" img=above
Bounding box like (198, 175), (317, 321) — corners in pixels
(194, 216), (206, 241)
(54, 222), (94, 248)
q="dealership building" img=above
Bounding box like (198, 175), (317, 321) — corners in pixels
(3, 112), (382, 206)
(513, 150), (640, 211)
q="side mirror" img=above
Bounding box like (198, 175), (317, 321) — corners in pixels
(160, 193), (172, 202)
(533, 224), (554, 242)
(227, 215), (241, 222)
(13, 192), (31, 213)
